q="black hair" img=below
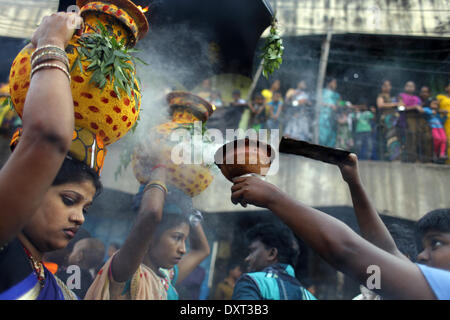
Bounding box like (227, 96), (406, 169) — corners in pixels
(252, 92), (264, 100)
(245, 222), (299, 267)
(416, 209), (450, 238)
(232, 89), (241, 95)
(153, 212), (190, 243)
(325, 77), (337, 85)
(52, 157), (102, 196)
(227, 261), (242, 272)
(109, 242), (121, 249)
(386, 223), (418, 260)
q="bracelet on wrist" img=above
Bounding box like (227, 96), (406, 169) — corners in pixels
(144, 180), (168, 195)
(31, 63), (71, 82)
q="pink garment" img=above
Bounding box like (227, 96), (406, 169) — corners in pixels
(399, 93), (421, 108)
(432, 128), (447, 157)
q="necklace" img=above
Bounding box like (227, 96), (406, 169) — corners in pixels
(22, 246), (45, 288)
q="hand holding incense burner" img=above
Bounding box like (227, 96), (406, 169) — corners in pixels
(214, 138), (275, 182)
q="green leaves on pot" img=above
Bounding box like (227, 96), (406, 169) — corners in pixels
(260, 19), (284, 79)
(1, 96), (13, 110)
(71, 21), (147, 99)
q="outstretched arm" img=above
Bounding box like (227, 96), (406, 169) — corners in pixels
(176, 221), (210, 283)
(230, 176), (436, 299)
(0, 12), (82, 246)
(338, 154), (407, 260)
(110, 167), (167, 282)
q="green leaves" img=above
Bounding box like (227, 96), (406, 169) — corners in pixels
(261, 19), (284, 79)
(73, 20), (147, 99)
(1, 96), (14, 110)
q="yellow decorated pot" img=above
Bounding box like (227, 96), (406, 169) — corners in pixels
(9, 0), (149, 146)
(11, 125), (107, 175)
(132, 92), (216, 198)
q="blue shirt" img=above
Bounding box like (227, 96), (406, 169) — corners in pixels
(232, 264), (316, 300)
(417, 264), (450, 300)
(422, 107), (447, 129)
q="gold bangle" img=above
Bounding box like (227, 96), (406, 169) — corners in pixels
(144, 184), (166, 195)
(31, 63), (71, 82)
(31, 51), (69, 70)
(144, 180), (168, 195)
(31, 45), (66, 60)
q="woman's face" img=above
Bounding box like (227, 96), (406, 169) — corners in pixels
(404, 81), (415, 93)
(382, 81), (391, 93)
(22, 180), (96, 253)
(150, 223), (190, 269)
(272, 80), (281, 91)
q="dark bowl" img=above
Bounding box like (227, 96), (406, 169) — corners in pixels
(166, 91), (215, 122)
(214, 138), (275, 182)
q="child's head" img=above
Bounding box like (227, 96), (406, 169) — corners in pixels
(420, 86), (431, 101)
(416, 209), (450, 270)
(272, 91), (282, 102)
(404, 81), (416, 94)
(326, 78), (337, 91)
(253, 93), (264, 105)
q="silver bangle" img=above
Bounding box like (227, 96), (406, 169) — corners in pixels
(189, 210), (203, 227)
(144, 183), (167, 195)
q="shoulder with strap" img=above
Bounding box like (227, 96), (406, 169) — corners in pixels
(246, 268), (281, 300)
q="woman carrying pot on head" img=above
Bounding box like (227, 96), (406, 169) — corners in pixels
(0, 12), (104, 300)
(85, 163), (211, 300)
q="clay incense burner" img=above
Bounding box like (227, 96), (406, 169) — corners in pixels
(214, 138), (275, 182)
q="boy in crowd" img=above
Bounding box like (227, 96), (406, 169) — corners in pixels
(232, 222), (316, 300)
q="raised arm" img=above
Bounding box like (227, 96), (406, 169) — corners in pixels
(230, 176), (436, 299)
(0, 13), (82, 246)
(176, 220), (210, 283)
(338, 154), (407, 260)
(110, 167), (167, 282)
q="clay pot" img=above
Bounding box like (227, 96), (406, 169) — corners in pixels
(9, 0), (149, 146)
(214, 138), (275, 182)
(132, 91), (216, 198)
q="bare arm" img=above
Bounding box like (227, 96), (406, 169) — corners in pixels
(338, 154), (407, 260)
(111, 168), (166, 282)
(0, 13), (81, 246)
(377, 96), (399, 109)
(176, 222), (210, 283)
(248, 101), (257, 113)
(231, 177), (436, 299)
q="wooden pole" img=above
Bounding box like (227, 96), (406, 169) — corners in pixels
(314, 19), (334, 144)
(247, 59), (265, 101)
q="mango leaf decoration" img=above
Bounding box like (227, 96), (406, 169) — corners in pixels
(260, 19), (284, 79)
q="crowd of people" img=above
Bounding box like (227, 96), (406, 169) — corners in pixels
(0, 12), (449, 302)
(197, 76), (450, 165)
